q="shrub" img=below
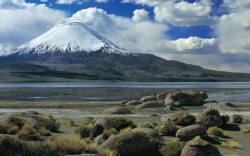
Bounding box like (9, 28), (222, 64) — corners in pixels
(0, 136), (61, 156)
(39, 127), (51, 136)
(160, 140), (186, 156)
(208, 127), (227, 137)
(221, 141), (240, 148)
(46, 134), (97, 154)
(33, 115), (60, 132)
(69, 120), (75, 126)
(139, 122), (155, 129)
(120, 127), (132, 134)
(159, 122), (178, 136)
(109, 117), (136, 131)
(75, 123), (94, 138)
(17, 123), (40, 141)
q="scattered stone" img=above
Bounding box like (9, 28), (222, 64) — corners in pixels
(181, 136), (221, 156)
(165, 90), (208, 106)
(103, 107), (132, 114)
(161, 112), (195, 126)
(176, 124), (207, 141)
(135, 101), (165, 109)
(125, 100), (142, 106)
(120, 100), (129, 105)
(98, 132), (156, 156)
(196, 108), (223, 127)
(156, 92), (168, 101)
(140, 95), (157, 102)
(231, 114), (243, 124)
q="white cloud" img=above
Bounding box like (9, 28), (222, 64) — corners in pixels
(132, 9), (149, 22)
(56, 0), (109, 4)
(70, 7), (167, 53)
(168, 37), (218, 52)
(215, 0), (250, 54)
(0, 0), (65, 52)
(0, 43), (13, 55)
(154, 0), (217, 26)
(122, 0), (167, 7)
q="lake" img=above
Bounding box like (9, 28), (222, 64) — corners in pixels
(0, 82), (250, 88)
(0, 82), (250, 102)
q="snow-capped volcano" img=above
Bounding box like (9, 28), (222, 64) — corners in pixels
(4, 22), (128, 56)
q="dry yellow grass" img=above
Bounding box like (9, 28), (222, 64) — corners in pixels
(207, 127), (229, 137)
(139, 122), (154, 129)
(17, 123), (36, 139)
(241, 128), (249, 134)
(39, 127), (51, 136)
(226, 153), (239, 156)
(46, 134), (97, 154)
(100, 149), (118, 156)
(119, 127), (132, 134)
(221, 140), (240, 148)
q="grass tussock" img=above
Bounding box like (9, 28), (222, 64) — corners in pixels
(100, 149), (118, 156)
(46, 134), (97, 154)
(221, 140), (240, 148)
(39, 127), (51, 136)
(159, 122), (178, 136)
(241, 128), (249, 134)
(33, 115), (60, 132)
(69, 120), (75, 127)
(75, 122), (94, 138)
(119, 127), (133, 134)
(207, 127), (229, 138)
(160, 140), (186, 156)
(17, 123), (40, 141)
(139, 122), (156, 129)
(109, 117), (136, 131)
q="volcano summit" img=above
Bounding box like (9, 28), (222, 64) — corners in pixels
(0, 22), (249, 82)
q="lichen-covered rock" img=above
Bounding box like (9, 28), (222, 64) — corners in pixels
(176, 124), (207, 141)
(140, 95), (157, 102)
(135, 101), (165, 109)
(156, 92), (168, 101)
(98, 132), (157, 156)
(231, 114), (243, 123)
(161, 112), (195, 126)
(196, 108), (223, 127)
(120, 100), (129, 105)
(165, 90), (208, 106)
(181, 136), (221, 156)
(132, 128), (159, 138)
(103, 107), (132, 114)
(125, 100), (142, 106)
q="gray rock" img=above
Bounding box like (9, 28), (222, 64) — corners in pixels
(165, 90), (208, 106)
(161, 112), (196, 126)
(125, 100), (142, 106)
(196, 108), (223, 127)
(103, 107), (132, 114)
(120, 100), (129, 105)
(132, 128), (159, 138)
(140, 95), (157, 102)
(98, 132), (156, 156)
(231, 114), (243, 123)
(181, 136), (221, 156)
(203, 102), (234, 111)
(156, 92), (168, 101)
(135, 101), (165, 109)
(176, 124), (207, 141)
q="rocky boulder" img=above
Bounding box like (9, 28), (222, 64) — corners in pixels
(165, 90), (208, 106)
(156, 92), (168, 101)
(120, 100), (129, 105)
(231, 114), (243, 123)
(196, 108), (223, 127)
(98, 132), (157, 156)
(135, 101), (165, 109)
(140, 95), (157, 102)
(181, 136), (221, 156)
(125, 100), (142, 106)
(176, 124), (207, 141)
(132, 128), (159, 138)
(103, 107), (132, 114)
(161, 112), (196, 126)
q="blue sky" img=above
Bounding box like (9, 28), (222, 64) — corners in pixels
(0, 0), (250, 72)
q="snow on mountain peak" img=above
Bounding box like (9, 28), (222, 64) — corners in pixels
(4, 22), (128, 56)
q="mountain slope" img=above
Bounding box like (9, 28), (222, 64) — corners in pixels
(0, 22), (250, 82)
